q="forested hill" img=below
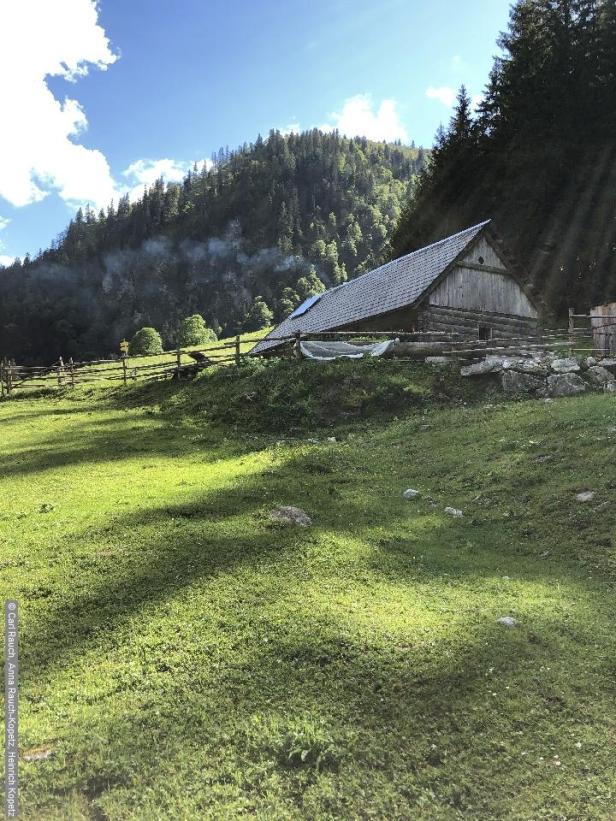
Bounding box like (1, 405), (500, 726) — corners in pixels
(0, 131), (425, 361)
(393, 0), (616, 319)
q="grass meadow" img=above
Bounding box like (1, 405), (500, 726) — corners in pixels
(1, 369), (615, 818)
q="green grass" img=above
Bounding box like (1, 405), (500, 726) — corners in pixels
(1, 372), (616, 819)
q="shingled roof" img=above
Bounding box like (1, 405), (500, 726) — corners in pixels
(251, 219), (491, 355)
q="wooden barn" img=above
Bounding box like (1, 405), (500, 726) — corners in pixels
(252, 220), (539, 356)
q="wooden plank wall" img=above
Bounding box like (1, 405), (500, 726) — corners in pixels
(429, 266), (537, 318)
(419, 304), (539, 339)
(590, 303), (616, 355)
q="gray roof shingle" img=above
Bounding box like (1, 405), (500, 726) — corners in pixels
(252, 220), (490, 354)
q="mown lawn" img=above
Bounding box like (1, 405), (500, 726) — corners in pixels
(1, 381), (615, 819)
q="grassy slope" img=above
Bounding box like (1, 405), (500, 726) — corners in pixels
(1, 373), (616, 819)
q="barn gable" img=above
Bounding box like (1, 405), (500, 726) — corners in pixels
(425, 235), (538, 319)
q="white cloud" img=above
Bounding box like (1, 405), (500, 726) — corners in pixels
(123, 158), (212, 202)
(425, 86), (457, 108)
(280, 122), (301, 136)
(0, 0), (118, 210)
(0, 218), (13, 266)
(320, 94), (409, 142)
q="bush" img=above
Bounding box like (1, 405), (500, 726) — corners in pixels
(129, 327), (163, 356)
(178, 314), (217, 347)
(243, 297), (274, 332)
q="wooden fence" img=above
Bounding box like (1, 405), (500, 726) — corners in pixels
(0, 335), (248, 397)
(2, 309), (614, 397)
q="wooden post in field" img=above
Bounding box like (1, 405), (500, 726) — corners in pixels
(0, 358), (5, 398)
(57, 357), (65, 387)
(6, 359), (13, 395)
(121, 354), (128, 387)
(176, 346), (182, 379)
(235, 335), (241, 366)
(69, 357), (75, 388)
(568, 307), (575, 356)
(294, 331), (303, 360)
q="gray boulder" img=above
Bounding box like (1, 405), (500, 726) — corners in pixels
(583, 356), (598, 368)
(550, 357), (581, 373)
(460, 356), (504, 377)
(547, 373), (587, 397)
(403, 488), (420, 500)
(585, 365), (614, 385)
(270, 506), (312, 526)
(604, 381), (616, 393)
(599, 358), (616, 371)
(425, 356), (451, 367)
(497, 616), (517, 628)
(509, 358), (549, 376)
(500, 370), (544, 394)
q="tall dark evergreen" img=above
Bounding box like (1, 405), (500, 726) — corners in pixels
(0, 130), (425, 361)
(393, 0), (616, 317)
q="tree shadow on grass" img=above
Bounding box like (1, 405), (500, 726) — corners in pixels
(33, 596), (616, 818)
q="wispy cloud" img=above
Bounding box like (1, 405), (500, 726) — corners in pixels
(425, 86), (457, 108)
(0, 0), (118, 210)
(319, 94), (408, 142)
(280, 122), (301, 136)
(123, 158), (212, 201)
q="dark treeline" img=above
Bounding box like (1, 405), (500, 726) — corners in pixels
(0, 130), (424, 361)
(393, 0), (616, 317)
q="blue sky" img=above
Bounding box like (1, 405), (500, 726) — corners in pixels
(0, 0), (512, 263)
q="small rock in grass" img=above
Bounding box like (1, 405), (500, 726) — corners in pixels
(575, 491), (595, 502)
(270, 506), (312, 526)
(444, 506), (463, 518)
(403, 488), (420, 500)
(22, 746), (53, 762)
(497, 616), (517, 628)
(326, 436), (337, 443)
(425, 356), (451, 367)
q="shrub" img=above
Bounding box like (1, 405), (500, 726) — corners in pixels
(129, 327), (163, 356)
(243, 297), (274, 331)
(178, 314), (217, 347)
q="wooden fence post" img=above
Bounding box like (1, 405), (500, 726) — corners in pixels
(176, 347), (182, 379)
(68, 357), (75, 388)
(568, 307), (575, 356)
(0, 359), (5, 398)
(57, 356), (65, 387)
(121, 354), (128, 387)
(235, 335), (241, 366)
(294, 331), (303, 360)
(6, 359), (13, 395)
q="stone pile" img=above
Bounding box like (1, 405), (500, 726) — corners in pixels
(459, 353), (616, 398)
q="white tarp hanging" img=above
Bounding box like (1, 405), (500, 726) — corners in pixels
(299, 339), (395, 361)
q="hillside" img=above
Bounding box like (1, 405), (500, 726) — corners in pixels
(2, 371), (616, 818)
(0, 131), (425, 362)
(392, 0), (616, 318)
